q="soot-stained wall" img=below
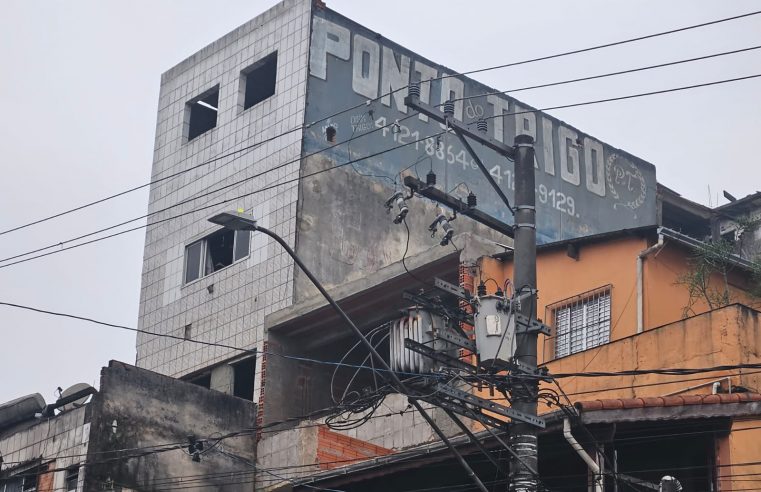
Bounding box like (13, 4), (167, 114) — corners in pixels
(85, 361), (257, 492)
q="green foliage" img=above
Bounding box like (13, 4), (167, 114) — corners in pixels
(676, 239), (735, 317)
(676, 216), (761, 317)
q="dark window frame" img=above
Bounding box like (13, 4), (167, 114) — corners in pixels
(184, 229), (250, 284)
(65, 465), (79, 492)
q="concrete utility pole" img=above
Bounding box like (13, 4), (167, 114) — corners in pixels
(510, 134), (538, 492)
(405, 89), (542, 492)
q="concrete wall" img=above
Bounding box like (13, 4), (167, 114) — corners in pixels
(294, 154), (509, 301)
(0, 406), (89, 492)
(136, 0), (312, 410)
(85, 361), (257, 492)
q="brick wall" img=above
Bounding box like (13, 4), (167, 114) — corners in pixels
(316, 426), (392, 470)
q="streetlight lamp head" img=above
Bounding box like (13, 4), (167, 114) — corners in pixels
(208, 211), (258, 231)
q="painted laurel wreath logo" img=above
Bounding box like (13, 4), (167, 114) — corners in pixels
(606, 154), (646, 211)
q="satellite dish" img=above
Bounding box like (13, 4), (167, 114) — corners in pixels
(59, 383), (94, 412)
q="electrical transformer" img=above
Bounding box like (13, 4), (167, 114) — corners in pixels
(390, 307), (458, 373)
(473, 294), (516, 368)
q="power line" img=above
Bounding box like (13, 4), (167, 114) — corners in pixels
(5, 299), (761, 383)
(452, 9), (761, 79)
(0, 112), (422, 265)
(0, 126), (444, 269)
(4, 70), (760, 272)
(2, 10), (758, 238)
(455, 44), (761, 103)
(478, 73), (761, 123)
(0, 301), (411, 380)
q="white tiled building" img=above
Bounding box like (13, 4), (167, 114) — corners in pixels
(136, 0), (311, 402)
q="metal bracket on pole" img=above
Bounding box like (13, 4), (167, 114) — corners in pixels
(436, 330), (476, 352)
(405, 338), (477, 374)
(404, 95), (516, 159)
(514, 314), (551, 336)
(404, 176), (514, 238)
(452, 128), (515, 215)
(402, 291), (474, 326)
(434, 277), (471, 301)
(433, 383), (545, 428)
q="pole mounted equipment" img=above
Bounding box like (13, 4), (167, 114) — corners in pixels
(385, 191), (410, 224)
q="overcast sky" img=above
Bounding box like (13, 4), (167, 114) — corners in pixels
(1, 0), (759, 404)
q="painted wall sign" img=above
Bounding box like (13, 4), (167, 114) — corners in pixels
(304, 9), (657, 243)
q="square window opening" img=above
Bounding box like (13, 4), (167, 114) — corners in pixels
(186, 86), (219, 141)
(232, 357), (256, 400)
(241, 52), (277, 110)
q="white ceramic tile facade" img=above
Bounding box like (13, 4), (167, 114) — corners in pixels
(136, 0), (311, 404)
(0, 406), (89, 491)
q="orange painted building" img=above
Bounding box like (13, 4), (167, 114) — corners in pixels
(476, 226), (761, 491)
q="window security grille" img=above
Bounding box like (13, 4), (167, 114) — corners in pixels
(553, 287), (611, 358)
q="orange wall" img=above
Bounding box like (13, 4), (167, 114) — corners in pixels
(479, 233), (760, 365)
(643, 243), (760, 329)
(538, 304), (761, 402)
(727, 418), (761, 491)
(480, 235), (647, 363)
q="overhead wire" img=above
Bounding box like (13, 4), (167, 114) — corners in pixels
(2, 10), (760, 238)
(0, 127), (446, 269)
(4, 69), (760, 273)
(0, 112), (423, 265)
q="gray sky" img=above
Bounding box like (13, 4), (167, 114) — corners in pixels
(1, 0), (759, 404)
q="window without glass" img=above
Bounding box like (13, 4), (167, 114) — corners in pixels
(184, 229), (250, 284)
(232, 357), (256, 401)
(241, 52), (277, 110)
(553, 288), (611, 358)
(187, 86), (219, 141)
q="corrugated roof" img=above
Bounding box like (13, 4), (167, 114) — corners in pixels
(576, 392), (761, 411)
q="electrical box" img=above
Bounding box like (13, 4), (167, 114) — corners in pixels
(474, 295), (516, 368)
(390, 307), (458, 373)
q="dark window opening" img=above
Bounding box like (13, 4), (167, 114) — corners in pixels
(325, 125), (336, 143)
(65, 466), (79, 492)
(21, 467), (40, 492)
(187, 87), (219, 141)
(205, 229), (235, 275)
(242, 52), (277, 110)
(184, 324), (192, 340)
(232, 357), (256, 400)
(184, 230), (249, 284)
(189, 373), (211, 389)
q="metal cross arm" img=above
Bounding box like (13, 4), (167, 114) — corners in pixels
(404, 95), (516, 159)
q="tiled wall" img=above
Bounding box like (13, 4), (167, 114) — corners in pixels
(0, 406), (89, 491)
(136, 0), (311, 404)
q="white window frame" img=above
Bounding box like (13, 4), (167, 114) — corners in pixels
(552, 287), (611, 359)
(183, 229), (250, 284)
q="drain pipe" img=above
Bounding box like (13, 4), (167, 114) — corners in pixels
(637, 232), (665, 333)
(563, 418), (603, 492)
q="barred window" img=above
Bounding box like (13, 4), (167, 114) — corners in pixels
(553, 287), (611, 358)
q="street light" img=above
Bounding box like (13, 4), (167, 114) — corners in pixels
(207, 210), (489, 492)
(208, 211), (258, 230)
